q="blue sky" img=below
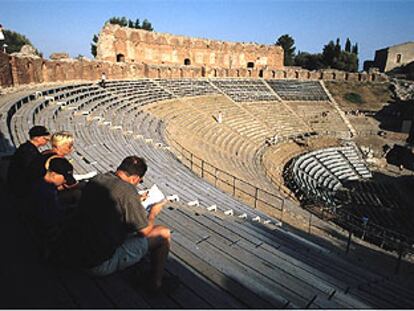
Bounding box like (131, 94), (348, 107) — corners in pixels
(1, 0), (413, 69)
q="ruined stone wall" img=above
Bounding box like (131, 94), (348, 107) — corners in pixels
(385, 42), (414, 72)
(96, 24), (284, 70)
(0, 53), (388, 88)
(0, 51), (13, 87)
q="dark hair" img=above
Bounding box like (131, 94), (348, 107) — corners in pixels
(29, 125), (50, 139)
(117, 156), (147, 177)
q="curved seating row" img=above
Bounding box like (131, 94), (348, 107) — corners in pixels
(2, 80), (414, 308)
(210, 79), (280, 102)
(266, 80), (330, 101)
(290, 145), (372, 204)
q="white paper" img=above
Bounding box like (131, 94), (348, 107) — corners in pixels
(74, 171), (97, 181)
(141, 184), (165, 210)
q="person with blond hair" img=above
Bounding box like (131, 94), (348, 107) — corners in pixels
(47, 131), (74, 157)
(29, 131), (76, 188)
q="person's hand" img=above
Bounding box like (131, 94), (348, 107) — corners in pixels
(148, 199), (168, 220)
(139, 191), (149, 202)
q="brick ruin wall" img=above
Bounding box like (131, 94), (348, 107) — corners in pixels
(97, 24), (284, 69)
(0, 25), (389, 88)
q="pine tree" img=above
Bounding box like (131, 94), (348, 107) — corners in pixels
(141, 19), (154, 31)
(134, 19), (141, 29)
(345, 38), (351, 53)
(352, 43), (358, 55)
(2, 29), (40, 55)
(91, 34), (98, 58)
(322, 40), (336, 67)
(276, 34), (296, 66)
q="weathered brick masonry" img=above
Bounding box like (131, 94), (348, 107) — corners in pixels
(0, 25), (387, 88)
(97, 24), (284, 70)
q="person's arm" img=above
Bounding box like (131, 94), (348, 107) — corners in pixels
(138, 199), (168, 237)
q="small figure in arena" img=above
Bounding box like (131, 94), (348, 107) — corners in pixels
(100, 72), (106, 88)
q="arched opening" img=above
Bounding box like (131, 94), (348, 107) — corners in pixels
(184, 58), (191, 66)
(213, 69), (217, 77)
(236, 69), (240, 77)
(396, 54), (402, 64)
(259, 69), (264, 78)
(247, 62), (254, 69)
(42, 62), (48, 82)
(201, 67), (206, 77)
(272, 70), (276, 78)
(116, 54), (125, 62)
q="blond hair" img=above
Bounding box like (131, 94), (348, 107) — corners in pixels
(51, 131), (74, 148)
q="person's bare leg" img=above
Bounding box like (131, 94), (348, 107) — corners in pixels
(146, 225), (171, 289)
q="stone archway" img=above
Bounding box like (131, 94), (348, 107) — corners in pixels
(184, 58), (191, 66)
(116, 54), (125, 62)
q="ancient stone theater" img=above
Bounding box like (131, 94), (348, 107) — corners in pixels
(96, 24), (284, 70)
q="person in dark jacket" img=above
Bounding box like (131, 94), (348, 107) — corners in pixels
(7, 125), (50, 198)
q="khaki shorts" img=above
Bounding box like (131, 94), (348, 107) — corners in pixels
(88, 235), (149, 276)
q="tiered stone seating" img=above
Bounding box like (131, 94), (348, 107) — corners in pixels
(146, 95), (275, 191)
(285, 101), (349, 134)
(290, 145), (372, 205)
(102, 79), (174, 111)
(210, 79), (279, 102)
(3, 80), (414, 308)
(154, 78), (218, 97)
(339, 181), (414, 237)
(239, 101), (310, 138)
(267, 80), (329, 101)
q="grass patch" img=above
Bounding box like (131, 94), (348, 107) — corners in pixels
(344, 92), (365, 104)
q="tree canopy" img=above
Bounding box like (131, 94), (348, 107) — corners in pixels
(291, 36), (359, 72)
(321, 38), (358, 72)
(2, 29), (41, 56)
(276, 34), (296, 66)
(107, 16), (154, 31)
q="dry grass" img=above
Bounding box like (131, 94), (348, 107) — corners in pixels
(325, 81), (393, 111)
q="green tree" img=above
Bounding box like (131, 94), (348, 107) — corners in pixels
(108, 16), (128, 27)
(91, 34), (98, 58)
(345, 38), (351, 53)
(352, 43), (358, 55)
(276, 34), (296, 66)
(141, 19), (154, 31)
(343, 52), (358, 72)
(335, 38), (341, 57)
(322, 40), (336, 67)
(294, 52), (325, 70)
(134, 18), (141, 29)
(2, 29), (40, 55)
